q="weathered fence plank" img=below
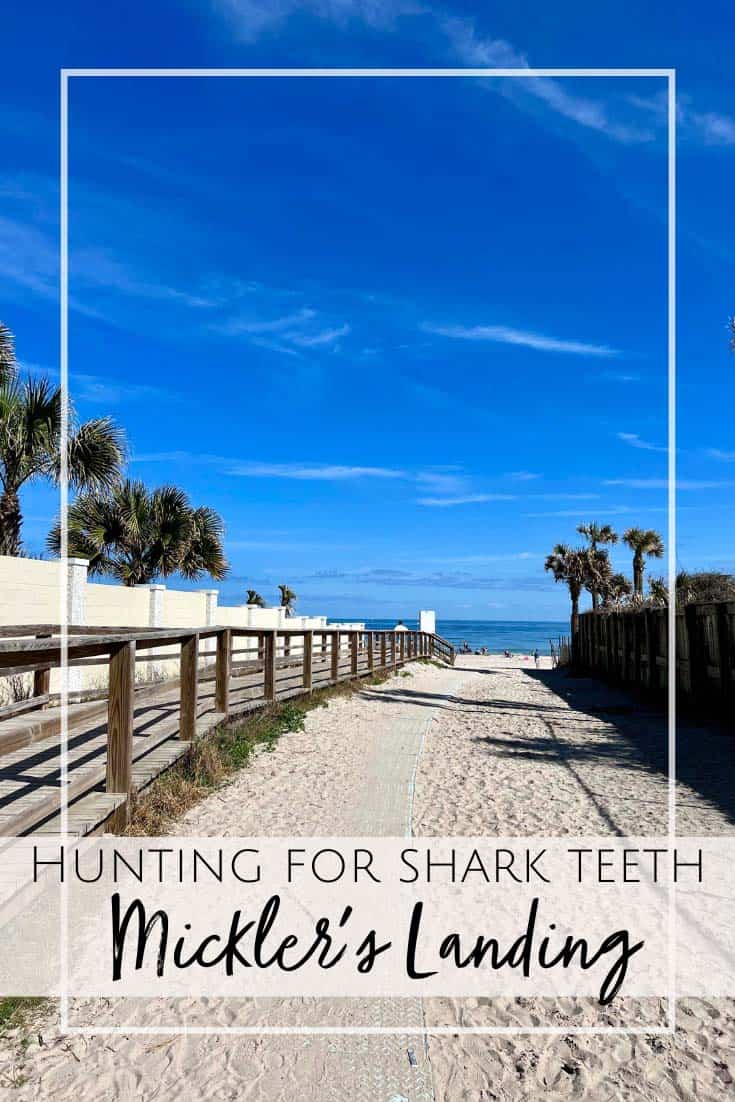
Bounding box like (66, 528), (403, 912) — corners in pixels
(576, 601), (734, 719)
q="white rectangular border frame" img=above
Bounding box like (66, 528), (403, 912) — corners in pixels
(59, 66), (677, 1037)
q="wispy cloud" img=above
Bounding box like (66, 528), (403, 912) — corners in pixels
(214, 308), (316, 335)
(631, 90), (735, 147)
(416, 493), (517, 507)
(536, 493), (602, 501)
(34, 364), (176, 406)
(424, 322), (619, 358)
(212, 303), (351, 354)
(415, 470), (468, 496)
(291, 323), (351, 347)
(303, 565), (549, 591)
(595, 370), (643, 383)
(226, 462), (406, 480)
(526, 506), (633, 518)
(212, 0), (421, 42)
(506, 470), (540, 481)
(210, 5), (735, 152)
(604, 479), (732, 490)
(617, 432), (667, 453)
(708, 448), (735, 462)
(441, 15), (654, 144)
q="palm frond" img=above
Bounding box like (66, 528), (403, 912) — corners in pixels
(67, 417), (126, 492)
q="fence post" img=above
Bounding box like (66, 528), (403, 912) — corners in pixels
(350, 631), (359, 676)
(215, 629), (231, 715)
(648, 610), (659, 691)
(303, 630), (313, 691)
(367, 631), (374, 671)
(264, 630), (276, 701)
(684, 605), (702, 702)
(106, 640), (135, 832)
(179, 633), (199, 741)
(392, 631), (398, 671)
(716, 604), (732, 704)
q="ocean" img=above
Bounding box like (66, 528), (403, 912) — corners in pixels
(331, 619), (570, 656)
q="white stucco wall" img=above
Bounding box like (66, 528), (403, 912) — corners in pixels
(0, 556), (366, 696)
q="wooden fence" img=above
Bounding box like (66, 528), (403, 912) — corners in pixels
(0, 625), (455, 836)
(575, 602), (735, 716)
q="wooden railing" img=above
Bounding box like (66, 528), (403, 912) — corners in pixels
(0, 625), (455, 833)
(575, 602), (734, 717)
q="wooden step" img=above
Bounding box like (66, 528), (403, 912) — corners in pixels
(34, 790), (128, 836)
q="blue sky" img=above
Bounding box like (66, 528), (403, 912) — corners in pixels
(1, 2), (733, 619)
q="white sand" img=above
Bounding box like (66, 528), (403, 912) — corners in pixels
(1, 658), (733, 1099)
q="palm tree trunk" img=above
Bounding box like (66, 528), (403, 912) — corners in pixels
(570, 593), (580, 635)
(0, 488), (23, 556)
(633, 553), (643, 595)
(570, 592), (581, 666)
(591, 589), (599, 612)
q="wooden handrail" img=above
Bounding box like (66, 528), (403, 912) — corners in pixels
(0, 625), (456, 836)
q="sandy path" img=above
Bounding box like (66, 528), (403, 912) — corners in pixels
(415, 658), (735, 1099)
(1, 658), (734, 1099)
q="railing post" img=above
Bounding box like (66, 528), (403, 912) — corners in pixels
(367, 631), (374, 670)
(106, 640), (135, 832)
(264, 630), (276, 701)
(33, 631), (52, 707)
(350, 631), (359, 676)
(180, 633), (199, 741)
(392, 631), (398, 671)
(215, 629), (231, 715)
(380, 631), (387, 667)
(331, 631), (340, 681)
(303, 630), (313, 691)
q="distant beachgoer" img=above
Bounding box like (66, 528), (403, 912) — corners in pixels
(534, 648), (540, 668)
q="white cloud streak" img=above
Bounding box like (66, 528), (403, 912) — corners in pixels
(604, 479), (733, 490)
(416, 493), (518, 507)
(424, 322), (619, 358)
(226, 462), (407, 480)
(617, 432), (667, 453)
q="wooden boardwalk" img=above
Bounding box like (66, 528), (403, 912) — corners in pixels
(0, 626), (454, 839)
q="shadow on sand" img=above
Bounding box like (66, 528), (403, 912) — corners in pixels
(363, 666), (735, 830)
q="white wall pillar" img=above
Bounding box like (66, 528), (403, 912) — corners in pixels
(202, 589), (219, 666)
(419, 610), (436, 635)
(140, 584), (166, 681)
(66, 558), (87, 693)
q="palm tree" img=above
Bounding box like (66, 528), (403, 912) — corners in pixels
(0, 323), (126, 556)
(623, 528), (664, 595)
(278, 584), (297, 617)
(544, 544), (593, 635)
(577, 522), (618, 611)
(648, 576), (669, 606)
(48, 480), (228, 585)
(246, 589), (266, 607)
(600, 572), (633, 608)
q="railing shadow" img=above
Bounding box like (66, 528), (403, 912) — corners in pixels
(362, 665), (735, 830)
